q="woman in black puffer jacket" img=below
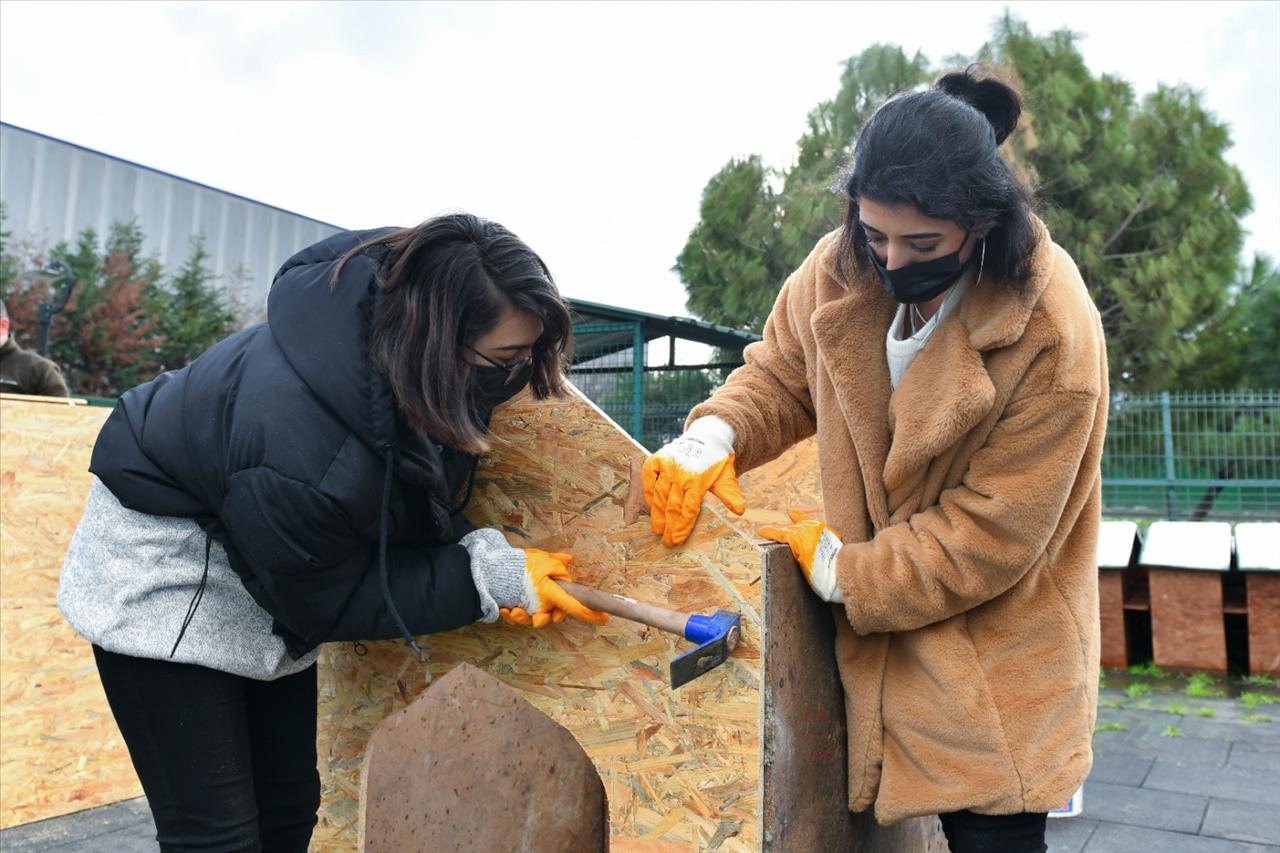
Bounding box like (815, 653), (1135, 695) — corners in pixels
(59, 214), (606, 853)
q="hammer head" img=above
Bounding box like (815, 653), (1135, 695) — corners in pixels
(669, 610), (741, 689)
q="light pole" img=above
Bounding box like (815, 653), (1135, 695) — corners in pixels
(35, 261), (77, 357)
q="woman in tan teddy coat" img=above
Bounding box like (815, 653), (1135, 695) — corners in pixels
(643, 69), (1107, 853)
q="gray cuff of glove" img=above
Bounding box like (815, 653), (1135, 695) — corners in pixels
(460, 528), (528, 623)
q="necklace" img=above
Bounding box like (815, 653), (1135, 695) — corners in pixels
(904, 239), (987, 343)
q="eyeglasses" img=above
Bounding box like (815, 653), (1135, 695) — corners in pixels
(469, 346), (534, 386)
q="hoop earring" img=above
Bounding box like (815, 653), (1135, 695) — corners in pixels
(976, 238), (986, 288)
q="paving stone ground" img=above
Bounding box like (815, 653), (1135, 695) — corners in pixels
(1046, 685), (1280, 853)
(3, 686), (1276, 851)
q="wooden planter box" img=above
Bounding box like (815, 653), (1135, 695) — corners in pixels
(1140, 521), (1233, 675)
(1096, 521), (1138, 670)
(1236, 523), (1280, 678)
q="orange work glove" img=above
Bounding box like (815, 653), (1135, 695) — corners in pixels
(642, 415), (745, 547)
(757, 509), (845, 603)
(496, 550), (609, 628)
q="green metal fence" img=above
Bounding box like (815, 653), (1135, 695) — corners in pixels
(569, 322), (741, 451)
(570, 328), (1280, 521)
(1102, 389), (1280, 521)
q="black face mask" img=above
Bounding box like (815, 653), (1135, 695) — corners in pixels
(867, 232), (976, 304)
(470, 360), (534, 410)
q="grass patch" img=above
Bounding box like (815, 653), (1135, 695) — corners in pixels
(1095, 721), (1128, 733)
(1239, 692), (1280, 711)
(1161, 725), (1183, 737)
(1126, 682), (1151, 700)
(1166, 701), (1187, 716)
(1185, 672), (1226, 698)
(1196, 707), (1216, 718)
(1127, 661), (1166, 678)
(1101, 698), (1129, 709)
(1242, 673), (1276, 687)
(1243, 714), (1273, 724)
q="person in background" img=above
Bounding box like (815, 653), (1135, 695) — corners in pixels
(643, 69), (1107, 853)
(0, 298), (70, 397)
(58, 214), (607, 853)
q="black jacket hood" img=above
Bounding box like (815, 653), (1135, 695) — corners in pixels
(268, 227), (399, 452)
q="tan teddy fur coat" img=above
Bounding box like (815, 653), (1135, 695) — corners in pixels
(690, 221), (1108, 824)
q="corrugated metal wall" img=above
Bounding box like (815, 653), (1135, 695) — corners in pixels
(0, 122), (343, 313)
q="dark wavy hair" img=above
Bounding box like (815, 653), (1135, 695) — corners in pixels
(336, 214), (573, 453)
(836, 67), (1040, 290)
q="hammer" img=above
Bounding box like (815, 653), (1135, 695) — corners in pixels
(553, 580), (742, 689)
(554, 457), (743, 688)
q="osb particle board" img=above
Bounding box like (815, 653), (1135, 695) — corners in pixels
(314, 388), (766, 852)
(734, 437), (824, 537)
(0, 398), (143, 829)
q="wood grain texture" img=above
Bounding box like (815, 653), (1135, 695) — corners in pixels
(359, 663), (606, 852)
(314, 388), (765, 852)
(1245, 573), (1280, 677)
(733, 438), (824, 538)
(0, 398), (141, 829)
(760, 545), (944, 852)
(1097, 571), (1129, 671)
(1148, 570), (1227, 675)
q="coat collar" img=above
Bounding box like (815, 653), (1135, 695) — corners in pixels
(810, 220), (1055, 525)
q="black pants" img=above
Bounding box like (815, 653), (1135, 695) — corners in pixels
(92, 646), (320, 853)
(939, 809), (1048, 853)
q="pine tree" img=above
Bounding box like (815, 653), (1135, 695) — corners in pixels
(45, 223), (165, 396)
(0, 219), (238, 396)
(985, 14), (1251, 390)
(153, 236), (237, 373)
(676, 45), (931, 331)
(675, 17), (1256, 392)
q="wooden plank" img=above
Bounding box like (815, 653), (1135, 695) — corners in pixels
(359, 663), (606, 852)
(314, 387), (766, 851)
(760, 544), (945, 852)
(0, 392), (85, 405)
(1236, 523), (1280, 677)
(1098, 571), (1128, 670)
(732, 437), (824, 539)
(0, 398), (142, 829)
(1245, 574), (1280, 677)
(1140, 523), (1231, 676)
(1148, 570), (1227, 675)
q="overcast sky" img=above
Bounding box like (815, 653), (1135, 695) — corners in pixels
(2, 0), (1277, 320)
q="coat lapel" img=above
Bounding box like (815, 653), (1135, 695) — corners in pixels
(811, 246), (897, 533)
(811, 220), (1058, 528)
(883, 220), (1056, 509)
(883, 313), (995, 501)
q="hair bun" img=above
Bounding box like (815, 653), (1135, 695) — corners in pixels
(935, 68), (1021, 145)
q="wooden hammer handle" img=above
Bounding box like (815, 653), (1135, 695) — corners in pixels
(555, 580), (687, 637)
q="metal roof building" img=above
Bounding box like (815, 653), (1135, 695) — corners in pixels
(0, 121), (342, 311)
(0, 122), (758, 448)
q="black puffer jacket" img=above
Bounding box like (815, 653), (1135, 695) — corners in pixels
(91, 228), (485, 657)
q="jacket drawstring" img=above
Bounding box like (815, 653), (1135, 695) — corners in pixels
(170, 535), (212, 658)
(379, 445), (423, 658)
